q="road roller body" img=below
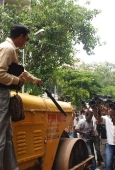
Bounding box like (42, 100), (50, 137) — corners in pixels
(11, 91), (93, 170)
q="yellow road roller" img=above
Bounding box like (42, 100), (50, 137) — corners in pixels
(11, 92), (93, 170)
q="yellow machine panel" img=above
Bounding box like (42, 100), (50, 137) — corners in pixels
(11, 92), (93, 170)
(11, 92), (73, 170)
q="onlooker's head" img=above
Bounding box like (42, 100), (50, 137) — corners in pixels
(80, 109), (85, 115)
(85, 110), (93, 122)
(9, 24), (30, 48)
(75, 113), (79, 121)
(107, 108), (113, 116)
(76, 113), (79, 117)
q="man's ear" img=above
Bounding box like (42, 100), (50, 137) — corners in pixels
(19, 34), (24, 40)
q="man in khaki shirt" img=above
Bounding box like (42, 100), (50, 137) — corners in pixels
(0, 24), (42, 170)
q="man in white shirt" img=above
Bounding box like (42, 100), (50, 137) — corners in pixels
(73, 113), (80, 137)
(79, 109), (85, 120)
(93, 107), (115, 170)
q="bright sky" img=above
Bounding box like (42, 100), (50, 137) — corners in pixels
(76, 0), (115, 64)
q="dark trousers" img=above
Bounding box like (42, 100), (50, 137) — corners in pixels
(0, 88), (19, 170)
(86, 138), (96, 170)
(93, 136), (103, 162)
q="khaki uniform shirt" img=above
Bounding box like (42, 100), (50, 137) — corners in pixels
(0, 38), (38, 85)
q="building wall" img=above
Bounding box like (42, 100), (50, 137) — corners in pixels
(0, 0), (4, 5)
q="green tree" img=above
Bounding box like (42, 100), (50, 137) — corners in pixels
(0, 0), (101, 94)
(54, 68), (101, 107)
(80, 61), (115, 99)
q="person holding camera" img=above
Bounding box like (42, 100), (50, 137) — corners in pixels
(75, 110), (97, 170)
(93, 106), (115, 170)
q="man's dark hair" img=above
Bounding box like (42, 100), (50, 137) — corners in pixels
(86, 110), (93, 117)
(9, 24), (30, 38)
(80, 109), (85, 114)
(76, 113), (79, 117)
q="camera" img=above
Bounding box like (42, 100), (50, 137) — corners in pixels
(86, 130), (94, 140)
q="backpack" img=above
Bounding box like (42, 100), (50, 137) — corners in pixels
(9, 93), (25, 122)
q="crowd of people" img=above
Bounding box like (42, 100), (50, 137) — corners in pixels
(65, 104), (115, 170)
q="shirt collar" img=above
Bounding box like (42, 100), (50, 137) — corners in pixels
(6, 37), (18, 50)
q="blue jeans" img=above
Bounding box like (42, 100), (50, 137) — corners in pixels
(68, 132), (74, 138)
(105, 144), (115, 170)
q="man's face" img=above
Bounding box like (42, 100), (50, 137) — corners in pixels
(85, 113), (92, 121)
(18, 34), (29, 48)
(107, 108), (113, 116)
(101, 110), (106, 115)
(76, 117), (79, 121)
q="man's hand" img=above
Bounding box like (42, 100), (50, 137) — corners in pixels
(34, 79), (42, 86)
(18, 72), (25, 87)
(85, 131), (91, 138)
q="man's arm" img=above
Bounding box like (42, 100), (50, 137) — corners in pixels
(75, 128), (86, 135)
(75, 120), (86, 135)
(23, 71), (42, 86)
